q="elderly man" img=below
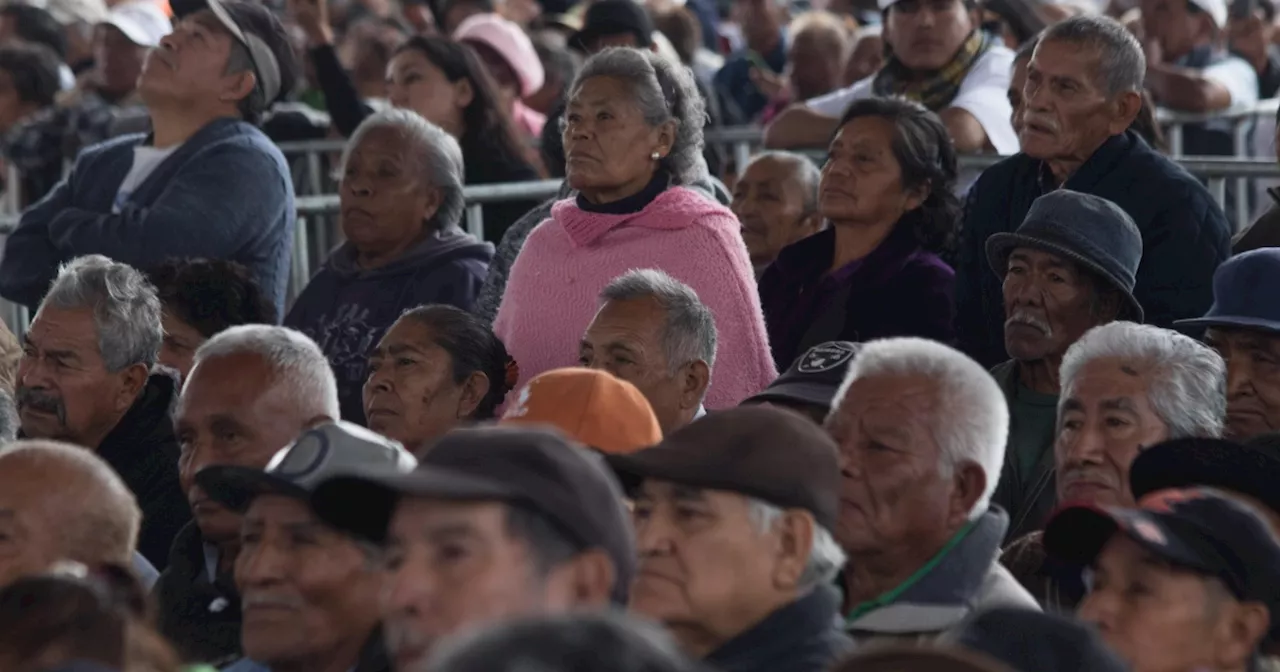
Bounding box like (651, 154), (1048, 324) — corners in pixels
(958, 15), (1230, 369)
(198, 422), (416, 672)
(986, 190), (1143, 541)
(1044, 487), (1280, 672)
(580, 269), (716, 434)
(312, 425), (636, 672)
(502, 367), (663, 455)
(1176, 248), (1280, 441)
(827, 337), (1038, 643)
(0, 440), (139, 587)
(157, 324), (339, 665)
(609, 406), (851, 670)
(16, 255), (187, 570)
(743, 341), (861, 424)
(730, 152), (823, 278)
(763, 0), (1016, 154)
(1000, 321), (1226, 610)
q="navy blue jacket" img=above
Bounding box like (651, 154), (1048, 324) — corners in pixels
(0, 118), (295, 316)
(956, 131), (1230, 367)
(284, 229), (492, 424)
(706, 586), (852, 672)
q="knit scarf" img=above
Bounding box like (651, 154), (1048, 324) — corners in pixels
(871, 30), (993, 110)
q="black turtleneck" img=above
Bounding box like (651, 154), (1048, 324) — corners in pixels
(575, 170), (670, 215)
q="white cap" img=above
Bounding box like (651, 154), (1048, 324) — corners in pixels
(1189, 0), (1228, 28)
(100, 0), (172, 48)
(42, 0), (109, 25)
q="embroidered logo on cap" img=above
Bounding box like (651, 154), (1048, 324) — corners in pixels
(796, 342), (859, 374)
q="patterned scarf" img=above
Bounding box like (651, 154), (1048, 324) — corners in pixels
(871, 30), (993, 111)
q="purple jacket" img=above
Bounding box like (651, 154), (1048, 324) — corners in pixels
(759, 225), (956, 370)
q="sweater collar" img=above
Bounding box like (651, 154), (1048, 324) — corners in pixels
(552, 186), (711, 248)
(574, 170), (670, 215)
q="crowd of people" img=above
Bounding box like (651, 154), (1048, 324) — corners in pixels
(0, 0), (1278, 669)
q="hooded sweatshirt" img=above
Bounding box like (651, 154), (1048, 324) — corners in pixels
(284, 229), (493, 423)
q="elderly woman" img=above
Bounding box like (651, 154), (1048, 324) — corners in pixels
(365, 305), (515, 456)
(493, 47), (776, 408)
(759, 97), (958, 370)
(285, 110), (493, 424)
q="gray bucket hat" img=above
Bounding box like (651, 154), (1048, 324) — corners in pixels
(986, 189), (1144, 322)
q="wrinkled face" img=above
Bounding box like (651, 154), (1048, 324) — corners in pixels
(1205, 328), (1280, 441)
(1020, 39), (1121, 163)
(1142, 0), (1205, 59)
(563, 76), (669, 203)
(159, 310), (207, 382)
(630, 481), (782, 647)
(94, 24), (149, 98)
(0, 459), (60, 588)
(341, 125), (438, 263)
(1002, 247), (1103, 364)
(380, 499), (564, 671)
(137, 11), (246, 110)
(580, 297), (692, 433)
(788, 31), (844, 101)
(731, 156), (816, 269)
(1009, 57), (1029, 135)
(176, 353), (318, 545)
(1079, 535), (1233, 672)
(386, 49), (466, 136)
(237, 495), (382, 668)
(884, 0), (975, 72)
(820, 115), (923, 225)
(826, 374), (958, 555)
(1056, 358), (1170, 507)
(364, 318), (474, 454)
(17, 307), (139, 449)
(0, 69), (36, 135)
(843, 32), (885, 86)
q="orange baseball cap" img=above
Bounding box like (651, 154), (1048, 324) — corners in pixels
(500, 367), (662, 454)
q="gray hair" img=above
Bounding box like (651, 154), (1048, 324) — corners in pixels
(788, 11), (851, 57)
(342, 108), (466, 231)
(748, 498), (846, 591)
(191, 325), (340, 420)
(1039, 15), (1146, 97)
(569, 47), (708, 186)
(832, 338), (1009, 517)
(599, 269), (718, 372)
(744, 151), (822, 214)
(1059, 322), (1226, 439)
(39, 255), (162, 372)
(0, 388), (16, 443)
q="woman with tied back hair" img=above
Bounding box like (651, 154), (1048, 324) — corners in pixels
(364, 305), (516, 456)
(759, 97), (960, 371)
(493, 47), (776, 409)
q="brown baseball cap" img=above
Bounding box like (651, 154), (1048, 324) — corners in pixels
(500, 367), (662, 454)
(311, 425), (636, 604)
(606, 405), (840, 530)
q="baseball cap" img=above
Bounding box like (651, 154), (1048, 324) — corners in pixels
(311, 425), (636, 603)
(955, 607), (1128, 672)
(44, 0), (109, 25)
(500, 367), (662, 455)
(1043, 486), (1280, 608)
(743, 341), (861, 412)
(606, 405), (841, 530)
(100, 0), (171, 47)
(832, 645), (1013, 672)
(196, 421), (418, 512)
(1130, 437), (1280, 521)
(1191, 0), (1229, 28)
(453, 13), (544, 97)
(570, 0), (655, 52)
(171, 0), (292, 105)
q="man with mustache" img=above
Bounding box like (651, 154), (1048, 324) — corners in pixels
(1175, 249), (1280, 442)
(16, 255), (188, 572)
(157, 324), (339, 665)
(198, 422), (416, 672)
(1000, 321), (1226, 610)
(986, 190), (1144, 542)
(956, 15), (1229, 370)
(730, 152), (824, 279)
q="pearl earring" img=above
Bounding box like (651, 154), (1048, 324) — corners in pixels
(651, 151), (661, 160)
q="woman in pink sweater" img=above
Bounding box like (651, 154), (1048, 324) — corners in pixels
(494, 48), (776, 410)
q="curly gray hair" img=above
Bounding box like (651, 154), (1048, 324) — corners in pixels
(568, 47), (708, 186)
(40, 255), (162, 372)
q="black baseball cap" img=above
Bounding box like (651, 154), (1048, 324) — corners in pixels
(311, 425), (636, 604)
(607, 405), (841, 530)
(1044, 486), (1280, 609)
(196, 421), (418, 512)
(570, 0), (654, 52)
(171, 0), (297, 105)
(956, 607), (1127, 672)
(1130, 437), (1280, 519)
(743, 341), (861, 413)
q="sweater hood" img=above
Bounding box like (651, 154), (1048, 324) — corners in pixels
(552, 186), (734, 248)
(324, 228), (494, 279)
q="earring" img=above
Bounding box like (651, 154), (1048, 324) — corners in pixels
(651, 151), (661, 160)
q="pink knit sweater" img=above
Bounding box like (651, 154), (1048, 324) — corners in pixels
(494, 186), (777, 409)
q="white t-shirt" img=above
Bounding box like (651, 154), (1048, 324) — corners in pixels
(113, 144), (180, 214)
(1204, 56), (1260, 109)
(805, 46), (1020, 156)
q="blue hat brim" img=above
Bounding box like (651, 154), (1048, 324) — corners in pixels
(1173, 315), (1280, 334)
(986, 232), (1144, 323)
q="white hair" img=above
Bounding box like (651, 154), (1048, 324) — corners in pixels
(743, 151), (822, 214)
(191, 325), (340, 420)
(747, 498), (847, 590)
(343, 108), (466, 230)
(831, 338), (1009, 517)
(40, 255), (162, 372)
(599, 269), (718, 372)
(1060, 322), (1226, 439)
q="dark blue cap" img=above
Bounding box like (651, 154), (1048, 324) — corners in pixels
(744, 341), (862, 412)
(1176, 248), (1280, 333)
(956, 607), (1127, 672)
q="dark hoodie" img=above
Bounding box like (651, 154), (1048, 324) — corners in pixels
(284, 230), (493, 424)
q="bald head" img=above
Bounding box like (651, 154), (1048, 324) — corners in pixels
(0, 440), (140, 587)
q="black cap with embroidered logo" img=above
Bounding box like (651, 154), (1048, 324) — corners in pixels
(744, 341), (862, 413)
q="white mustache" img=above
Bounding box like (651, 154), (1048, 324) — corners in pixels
(242, 593), (304, 610)
(1023, 114), (1059, 133)
(1006, 310), (1053, 337)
